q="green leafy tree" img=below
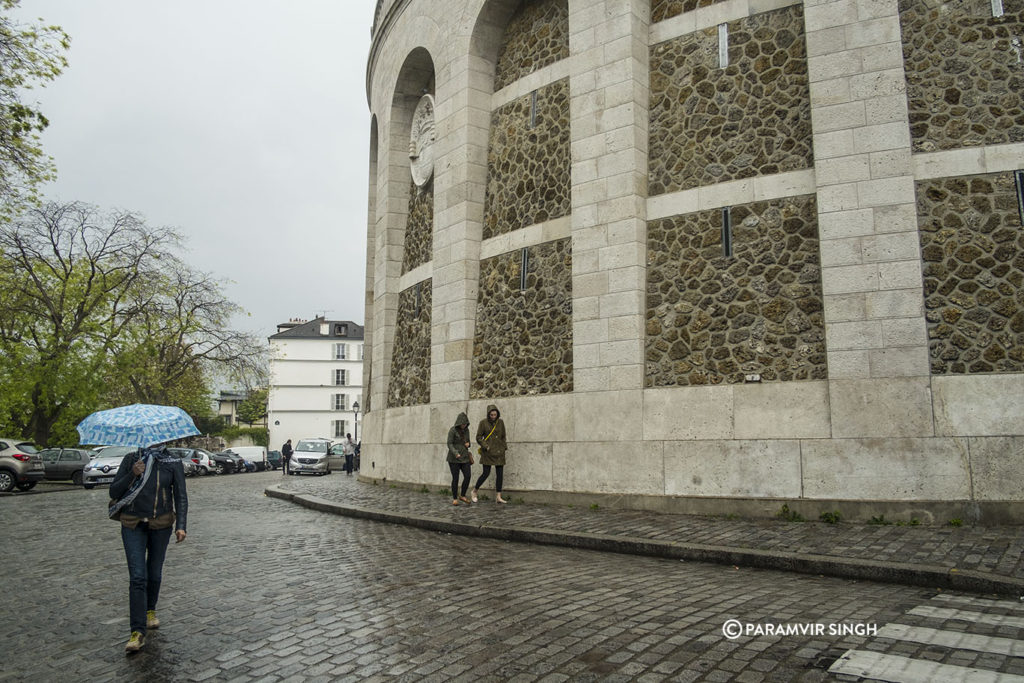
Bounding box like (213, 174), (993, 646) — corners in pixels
(236, 387), (268, 425)
(0, 201), (177, 445)
(0, 1), (70, 217)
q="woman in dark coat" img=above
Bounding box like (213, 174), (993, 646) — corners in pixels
(447, 412), (473, 505)
(109, 446), (188, 653)
(472, 404), (508, 503)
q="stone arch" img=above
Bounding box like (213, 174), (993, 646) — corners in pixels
(469, 0), (523, 89)
(385, 47), (436, 408)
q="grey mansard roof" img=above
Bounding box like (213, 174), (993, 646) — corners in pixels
(269, 317), (364, 341)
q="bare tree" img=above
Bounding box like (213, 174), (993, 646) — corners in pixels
(106, 258), (267, 413)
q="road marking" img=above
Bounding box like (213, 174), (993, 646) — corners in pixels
(877, 623), (1024, 657)
(932, 594), (1024, 613)
(829, 650), (1024, 682)
(909, 606), (1024, 629)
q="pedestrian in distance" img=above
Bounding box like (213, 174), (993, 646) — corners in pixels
(342, 433), (356, 475)
(281, 439), (293, 475)
(108, 446), (188, 654)
(447, 412), (474, 505)
(473, 403), (508, 504)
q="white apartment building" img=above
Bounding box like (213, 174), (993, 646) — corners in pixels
(267, 318), (364, 451)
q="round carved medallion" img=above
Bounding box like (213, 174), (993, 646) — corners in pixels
(409, 94), (435, 188)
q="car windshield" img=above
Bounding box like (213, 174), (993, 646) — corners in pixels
(296, 440), (329, 453)
(94, 446), (137, 460)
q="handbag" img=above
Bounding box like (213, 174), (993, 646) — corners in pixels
(477, 422), (497, 456)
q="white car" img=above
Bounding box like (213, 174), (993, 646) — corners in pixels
(82, 446), (137, 489)
(288, 438), (332, 476)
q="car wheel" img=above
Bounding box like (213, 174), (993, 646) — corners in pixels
(197, 466), (207, 476)
(72, 471), (83, 486)
(15, 482), (36, 491)
(0, 470), (14, 493)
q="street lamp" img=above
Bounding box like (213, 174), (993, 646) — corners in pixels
(352, 400), (360, 444)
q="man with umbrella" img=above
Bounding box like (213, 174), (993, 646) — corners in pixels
(78, 404), (195, 654)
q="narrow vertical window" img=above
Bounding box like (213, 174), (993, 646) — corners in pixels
(530, 90), (538, 128)
(718, 24), (729, 68)
(520, 247), (529, 291)
(722, 207), (733, 258)
(1015, 170), (1024, 226)
(415, 282), (422, 318)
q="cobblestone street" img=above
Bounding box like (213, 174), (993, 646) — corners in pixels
(3, 472), (1022, 681)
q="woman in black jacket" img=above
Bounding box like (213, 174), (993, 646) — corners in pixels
(109, 446), (188, 653)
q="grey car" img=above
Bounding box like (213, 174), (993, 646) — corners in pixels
(0, 438), (45, 492)
(39, 447), (93, 486)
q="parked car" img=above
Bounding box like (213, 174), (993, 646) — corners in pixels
(267, 450), (282, 470)
(165, 448), (199, 477)
(167, 447), (218, 475)
(82, 446), (137, 489)
(289, 438), (332, 476)
(0, 438), (45, 492)
(225, 446), (267, 471)
(211, 450), (244, 474)
(38, 447), (93, 486)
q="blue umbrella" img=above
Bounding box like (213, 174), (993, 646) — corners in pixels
(76, 403), (200, 447)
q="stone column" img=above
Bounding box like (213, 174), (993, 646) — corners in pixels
(370, 109), (412, 415)
(428, 49), (491, 405)
(805, 0), (933, 437)
(567, 0), (650, 439)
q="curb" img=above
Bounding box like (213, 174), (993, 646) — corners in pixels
(266, 485), (1024, 598)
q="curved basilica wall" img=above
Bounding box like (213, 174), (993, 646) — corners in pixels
(362, 0), (1024, 522)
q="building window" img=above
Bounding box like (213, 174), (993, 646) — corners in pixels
(333, 420), (347, 438)
(359, 344), (364, 360)
(334, 369), (347, 386)
(335, 324), (348, 336)
(333, 394), (347, 411)
(334, 343), (347, 360)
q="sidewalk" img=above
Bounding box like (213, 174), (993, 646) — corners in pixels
(267, 475), (1024, 597)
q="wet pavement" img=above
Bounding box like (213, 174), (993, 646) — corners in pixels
(2, 471), (1023, 682)
(274, 473), (1024, 596)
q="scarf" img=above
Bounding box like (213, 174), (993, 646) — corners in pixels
(108, 447), (178, 519)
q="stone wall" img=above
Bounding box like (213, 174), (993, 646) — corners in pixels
(651, 0), (728, 23)
(402, 178), (433, 274)
(646, 195), (827, 386)
(493, 0), (569, 91)
(900, 0), (1024, 152)
(918, 171), (1024, 374)
(472, 238), (573, 397)
(387, 280), (432, 407)
(649, 5), (813, 195)
(484, 78), (571, 239)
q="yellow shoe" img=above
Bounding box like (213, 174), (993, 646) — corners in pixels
(147, 610), (159, 629)
(125, 631), (145, 653)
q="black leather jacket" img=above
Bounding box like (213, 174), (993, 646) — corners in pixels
(109, 449), (188, 531)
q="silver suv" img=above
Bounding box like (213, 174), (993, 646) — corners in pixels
(289, 438), (332, 476)
(0, 438), (45, 492)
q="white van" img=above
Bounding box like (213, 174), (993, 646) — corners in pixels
(225, 445), (268, 471)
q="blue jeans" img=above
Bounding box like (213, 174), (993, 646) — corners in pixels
(121, 524), (173, 635)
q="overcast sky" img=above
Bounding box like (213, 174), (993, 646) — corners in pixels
(15, 1), (375, 338)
